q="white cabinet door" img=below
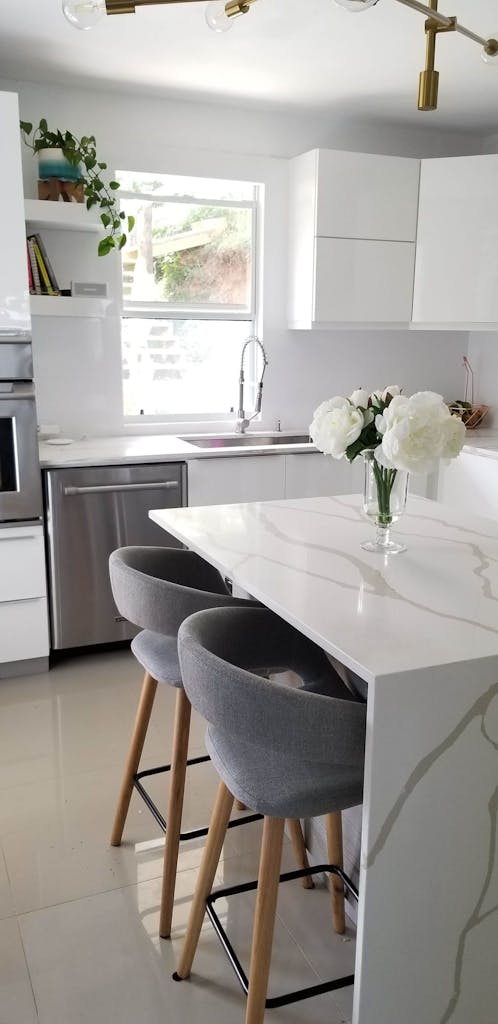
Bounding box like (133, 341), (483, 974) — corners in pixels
(188, 455), (286, 507)
(0, 92), (30, 335)
(0, 598), (49, 664)
(288, 148), (418, 328)
(0, 526), (47, 603)
(0, 524), (49, 666)
(437, 452), (498, 517)
(285, 453), (363, 499)
(316, 150), (419, 242)
(314, 238), (415, 324)
(413, 155), (498, 326)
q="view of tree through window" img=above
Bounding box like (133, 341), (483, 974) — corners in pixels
(118, 172), (260, 419)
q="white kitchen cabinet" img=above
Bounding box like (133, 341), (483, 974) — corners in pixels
(413, 155), (498, 328)
(288, 148), (419, 329)
(314, 149), (420, 242)
(0, 598), (49, 666)
(437, 451), (498, 517)
(0, 526), (46, 603)
(0, 524), (49, 673)
(314, 238), (415, 325)
(0, 91), (31, 335)
(188, 455), (286, 507)
(286, 453), (436, 500)
(284, 453), (363, 498)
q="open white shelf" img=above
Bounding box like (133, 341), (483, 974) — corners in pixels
(24, 199), (102, 233)
(29, 295), (109, 318)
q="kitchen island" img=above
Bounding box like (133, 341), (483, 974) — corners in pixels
(150, 493), (498, 1024)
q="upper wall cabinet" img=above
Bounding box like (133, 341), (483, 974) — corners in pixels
(288, 149), (420, 329)
(0, 92), (31, 335)
(413, 155), (498, 329)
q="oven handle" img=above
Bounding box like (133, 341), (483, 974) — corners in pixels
(63, 481), (180, 496)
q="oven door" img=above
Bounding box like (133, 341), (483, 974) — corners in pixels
(0, 385), (42, 522)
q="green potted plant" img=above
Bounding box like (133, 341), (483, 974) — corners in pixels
(20, 119), (134, 257)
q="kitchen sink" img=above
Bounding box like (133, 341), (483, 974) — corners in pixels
(180, 434), (312, 449)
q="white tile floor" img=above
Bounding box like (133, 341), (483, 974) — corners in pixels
(0, 648), (356, 1024)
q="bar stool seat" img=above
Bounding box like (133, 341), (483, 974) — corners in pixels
(131, 631), (182, 687)
(210, 731), (363, 821)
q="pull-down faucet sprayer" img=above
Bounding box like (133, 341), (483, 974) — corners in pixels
(235, 336), (269, 434)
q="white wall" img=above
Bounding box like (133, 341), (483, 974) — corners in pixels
(466, 333), (498, 427)
(2, 74), (473, 437)
(466, 134), (498, 427)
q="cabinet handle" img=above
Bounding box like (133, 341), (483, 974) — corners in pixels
(0, 534), (36, 541)
(63, 481), (179, 496)
(0, 596), (41, 606)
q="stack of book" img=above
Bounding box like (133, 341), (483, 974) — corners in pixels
(26, 234), (60, 296)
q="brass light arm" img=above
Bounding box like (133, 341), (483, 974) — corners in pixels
(105, 0), (257, 15)
(394, 0), (496, 52)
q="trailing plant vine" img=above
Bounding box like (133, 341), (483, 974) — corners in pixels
(20, 120), (134, 257)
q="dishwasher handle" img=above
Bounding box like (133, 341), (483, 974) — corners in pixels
(63, 481), (180, 497)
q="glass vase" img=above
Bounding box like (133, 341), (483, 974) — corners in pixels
(362, 449), (408, 554)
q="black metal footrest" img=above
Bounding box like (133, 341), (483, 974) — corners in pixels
(202, 863), (358, 1010)
(133, 761), (263, 839)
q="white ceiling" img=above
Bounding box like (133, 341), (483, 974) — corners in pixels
(0, 0), (497, 133)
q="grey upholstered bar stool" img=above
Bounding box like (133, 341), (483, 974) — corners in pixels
(108, 546), (340, 940)
(174, 605), (366, 1024)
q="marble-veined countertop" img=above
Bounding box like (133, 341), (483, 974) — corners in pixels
(38, 432), (316, 468)
(38, 427), (498, 469)
(150, 492), (498, 683)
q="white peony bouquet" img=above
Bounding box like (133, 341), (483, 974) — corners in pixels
(311, 387), (466, 552)
(310, 386), (466, 473)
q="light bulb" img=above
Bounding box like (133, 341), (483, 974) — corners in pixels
(62, 0), (106, 30)
(205, 2), (234, 33)
(482, 36), (498, 65)
(333, 0), (380, 12)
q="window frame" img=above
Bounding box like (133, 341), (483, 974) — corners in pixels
(119, 181), (261, 424)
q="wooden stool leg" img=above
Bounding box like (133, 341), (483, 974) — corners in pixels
(235, 800), (247, 811)
(159, 688), (192, 939)
(245, 816), (285, 1024)
(110, 672), (158, 847)
(326, 811), (345, 935)
(175, 781), (234, 978)
(286, 819), (314, 890)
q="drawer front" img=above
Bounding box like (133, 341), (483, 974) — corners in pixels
(0, 597), (49, 663)
(285, 453), (363, 499)
(188, 455), (286, 507)
(0, 526), (46, 602)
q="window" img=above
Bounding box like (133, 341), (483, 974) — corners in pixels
(118, 171), (261, 420)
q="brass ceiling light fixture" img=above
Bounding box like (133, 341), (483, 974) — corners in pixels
(62, 0), (257, 32)
(62, 0), (498, 111)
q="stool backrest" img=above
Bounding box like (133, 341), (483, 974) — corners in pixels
(109, 547), (245, 636)
(178, 606), (366, 770)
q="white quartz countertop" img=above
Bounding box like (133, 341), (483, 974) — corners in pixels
(38, 432), (316, 468)
(461, 429), (498, 459)
(150, 493), (498, 683)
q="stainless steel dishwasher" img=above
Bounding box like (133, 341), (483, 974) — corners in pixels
(44, 462), (187, 649)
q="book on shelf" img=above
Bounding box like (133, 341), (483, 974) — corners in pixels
(27, 238), (42, 295)
(26, 233), (60, 296)
(26, 241), (34, 294)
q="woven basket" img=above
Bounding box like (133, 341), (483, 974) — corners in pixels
(449, 404), (489, 430)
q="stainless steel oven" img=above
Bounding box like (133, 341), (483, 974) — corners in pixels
(0, 338), (42, 523)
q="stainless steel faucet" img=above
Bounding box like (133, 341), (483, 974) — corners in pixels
(236, 336), (269, 433)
